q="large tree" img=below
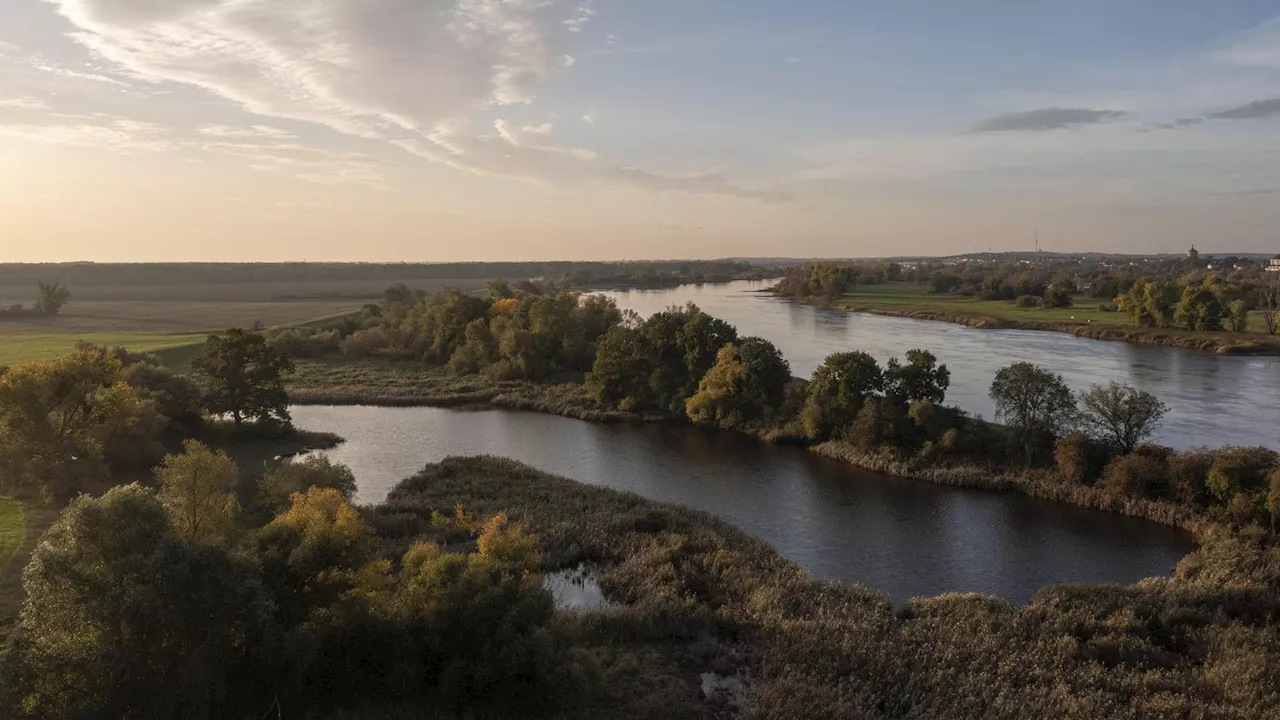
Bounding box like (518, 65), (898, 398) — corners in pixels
(886, 349), (951, 405)
(0, 350), (160, 501)
(6, 484), (272, 719)
(989, 362), (1077, 463)
(801, 351), (885, 439)
(191, 328), (295, 429)
(685, 337), (791, 429)
(1079, 382), (1169, 453)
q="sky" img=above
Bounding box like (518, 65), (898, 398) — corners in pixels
(1, 1), (1279, 262)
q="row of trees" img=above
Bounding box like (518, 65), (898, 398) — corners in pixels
(343, 284), (623, 381)
(1120, 277), (1258, 332)
(2, 443), (586, 718)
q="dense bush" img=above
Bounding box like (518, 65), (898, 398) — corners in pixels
(1054, 432), (1110, 484)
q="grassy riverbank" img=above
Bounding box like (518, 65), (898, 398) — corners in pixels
(353, 456), (1280, 719)
(288, 359), (1235, 538)
(801, 282), (1280, 355)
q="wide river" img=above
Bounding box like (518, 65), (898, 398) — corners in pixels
(291, 281), (1280, 603)
(597, 280), (1280, 451)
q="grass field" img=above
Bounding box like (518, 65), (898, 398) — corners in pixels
(0, 300), (365, 367)
(0, 332), (210, 366)
(0, 498), (23, 569)
(834, 281), (1274, 340)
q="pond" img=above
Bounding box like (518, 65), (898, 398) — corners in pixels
(293, 404), (1194, 604)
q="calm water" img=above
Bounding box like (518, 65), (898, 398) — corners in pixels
(599, 281), (1280, 450)
(292, 405), (1193, 604)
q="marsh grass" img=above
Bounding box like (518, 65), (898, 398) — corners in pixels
(346, 456), (1280, 719)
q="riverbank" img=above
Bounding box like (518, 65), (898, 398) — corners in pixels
(356, 455), (1280, 719)
(779, 283), (1280, 355)
(288, 359), (1228, 540)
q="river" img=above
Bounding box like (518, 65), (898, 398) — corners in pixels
(292, 404), (1193, 605)
(597, 281), (1280, 450)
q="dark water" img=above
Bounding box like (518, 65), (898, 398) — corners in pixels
(599, 281), (1280, 450)
(292, 405), (1193, 604)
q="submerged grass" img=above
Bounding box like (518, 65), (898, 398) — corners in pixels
(350, 456), (1280, 719)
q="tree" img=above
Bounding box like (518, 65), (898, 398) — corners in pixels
(1176, 282), (1225, 331)
(1122, 279), (1178, 328)
(7, 485), (272, 719)
(1260, 277), (1280, 336)
(191, 328), (295, 429)
(886, 349), (950, 404)
(34, 281), (71, 315)
(1078, 382), (1169, 454)
(1226, 300), (1250, 333)
(586, 325), (653, 410)
(0, 350), (160, 501)
(989, 362), (1076, 463)
(1043, 285), (1073, 308)
(685, 337), (791, 429)
(801, 351), (885, 439)
(156, 440), (239, 543)
(260, 454), (357, 510)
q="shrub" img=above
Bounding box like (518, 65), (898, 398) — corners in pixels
(1097, 302), (1118, 312)
(1206, 446), (1278, 504)
(1014, 295), (1042, 308)
(1100, 453), (1170, 499)
(1054, 433), (1109, 484)
(342, 327), (394, 358)
(1168, 449), (1214, 506)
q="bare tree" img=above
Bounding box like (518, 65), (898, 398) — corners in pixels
(1260, 276), (1279, 336)
(1079, 381), (1169, 453)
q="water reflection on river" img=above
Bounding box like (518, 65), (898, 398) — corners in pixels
(292, 405), (1193, 605)
(598, 281), (1280, 450)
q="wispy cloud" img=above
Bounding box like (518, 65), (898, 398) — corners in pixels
(0, 119), (175, 152)
(198, 124), (297, 139)
(42, 0), (780, 201)
(1211, 16), (1280, 71)
(0, 41), (19, 57)
(0, 98), (51, 111)
(1207, 97), (1280, 120)
(961, 107), (1126, 133)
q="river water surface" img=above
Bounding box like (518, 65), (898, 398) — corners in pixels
(292, 405), (1193, 605)
(288, 282), (1274, 603)
(598, 281), (1280, 450)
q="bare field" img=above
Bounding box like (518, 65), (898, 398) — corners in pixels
(2, 300), (366, 333)
(0, 277), (490, 303)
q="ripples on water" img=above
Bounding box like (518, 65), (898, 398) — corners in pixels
(293, 405), (1193, 605)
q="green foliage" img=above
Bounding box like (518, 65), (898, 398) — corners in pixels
(1227, 299), (1251, 333)
(0, 350), (162, 501)
(4, 485), (272, 719)
(1042, 285), (1073, 308)
(33, 281), (70, 316)
(259, 454), (358, 511)
(1206, 446), (1278, 505)
(1176, 281), (1225, 331)
(885, 348), (950, 404)
(801, 351), (884, 440)
(191, 328), (295, 429)
(1123, 278), (1179, 328)
(989, 362), (1076, 462)
(155, 440), (239, 543)
(1078, 381), (1169, 453)
(685, 338), (790, 429)
(586, 325), (652, 410)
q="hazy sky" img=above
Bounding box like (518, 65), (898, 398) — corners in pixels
(2, 1), (1279, 262)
